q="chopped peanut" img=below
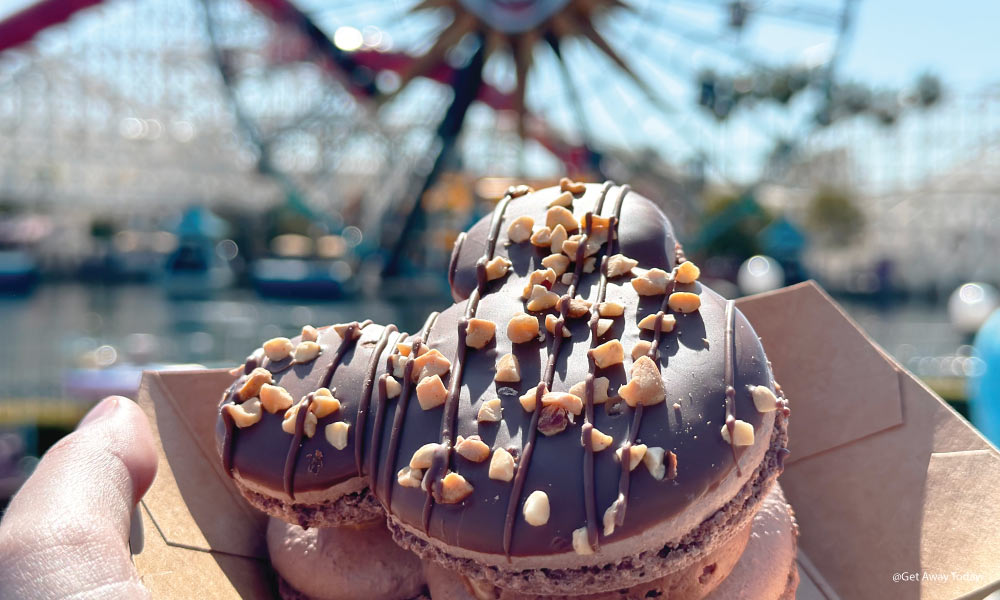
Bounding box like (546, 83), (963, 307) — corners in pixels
(530, 226), (553, 247)
(721, 420), (755, 446)
(522, 268), (557, 299)
(568, 377), (611, 404)
(675, 261), (700, 284)
(541, 391), (583, 415)
(325, 422), (350, 449)
(310, 389), (341, 418)
(586, 214), (612, 233)
(410, 443), (442, 469)
(549, 224), (569, 254)
(507, 313), (540, 343)
(596, 318), (613, 337)
(616, 443), (647, 471)
(300, 325), (319, 342)
(526, 284), (560, 312)
(583, 257), (596, 273)
(572, 527), (594, 555)
(598, 301), (624, 317)
(544, 314), (571, 337)
(546, 206), (578, 233)
(495, 353), (521, 382)
(263, 337), (293, 362)
(465, 318), (496, 350)
(485, 256), (512, 281)
(631, 340), (653, 361)
(397, 466), (423, 488)
(548, 191), (573, 208)
(619, 356), (666, 407)
(238, 368), (273, 401)
(281, 403), (317, 438)
(584, 426), (614, 452)
(332, 322), (362, 340)
(560, 273), (574, 285)
(293, 341), (321, 363)
(603, 502), (619, 536)
(561, 235), (602, 259)
(508, 184), (534, 197)
(416, 375), (448, 410)
(439, 472), (474, 504)
(606, 254), (638, 278)
(390, 354), (408, 378)
(411, 348), (452, 382)
(560, 177), (586, 195)
(507, 215), (534, 243)
(567, 297), (592, 318)
(456, 436), (491, 462)
(749, 385), (778, 413)
(643, 446), (676, 480)
(519, 389), (538, 412)
(489, 447), (516, 481)
(631, 268), (670, 295)
(384, 375), (402, 399)
(638, 313), (677, 332)
(589, 340), (625, 368)
(668, 292), (701, 313)
(523, 490), (550, 526)
(477, 398), (503, 422)
(228, 398), (262, 428)
(541, 254), (570, 276)
(259, 384), (294, 414)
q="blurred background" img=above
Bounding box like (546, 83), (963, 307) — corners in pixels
(0, 0), (998, 503)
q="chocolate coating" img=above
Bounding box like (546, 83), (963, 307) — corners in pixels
(217, 183), (779, 561)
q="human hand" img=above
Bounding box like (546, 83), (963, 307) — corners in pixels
(0, 396), (157, 599)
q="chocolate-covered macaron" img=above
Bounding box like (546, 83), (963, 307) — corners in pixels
(216, 180), (790, 598)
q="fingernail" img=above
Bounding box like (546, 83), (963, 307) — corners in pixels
(79, 396), (121, 428)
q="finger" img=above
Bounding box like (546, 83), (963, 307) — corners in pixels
(0, 396), (158, 599)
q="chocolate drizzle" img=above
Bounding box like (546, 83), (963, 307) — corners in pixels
(723, 299), (741, 476)
(421, 194), (514, 532)
(221, 404), (235, 473)
(355, 324), (398, 475)
(367, 332), (409, 489)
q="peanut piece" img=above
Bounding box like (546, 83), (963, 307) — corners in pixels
(549, 224), (568, 254)
(523, 490), (550, 526)
(559, 177), (586, 194)
(526, 284), (559, 311)
(584, 426), (613, 451)
(587, 214), (612, 233)
(259, 383), (294, 413)
(619, 356), (666, 407)
(384, 375), (402, 399)
(530, 226), (552, 247)
(410, 442), (443, 469)
(416, 375), (448, 410)
(603, 502), (619, 536)
(568, 377), (611, 404)
(616, 443), (647, 471)
(560, 273), (574, 285)
(750, 385), (778, 413)
(643, 446), (676, 480)
(466, 318), (496, 350)
(301, 325), (319, 342)
(606, 254), (638, 278)
(638, 313), (677, 332)
(439, 472), (473, 504)
(567, 298), (592, 319)
(489, 447), (516, 481)
(507, 313), (540, 343)
(411, 348), (452, 382)
(631, 268), (670, 295)
(596, 318), (613, 337)
(541, 392), (583, 415)
(325, 421), (350, 449)
(485, 256), (512, 281)
(548, 191), (573, 208)
(281, 403), (317, 438)
(494, 353), (521, 382)
(544, 314), (571, 337)
(519, 389), (538, 412)
(589, 340), (624, 368)
(397, 466), (423, 488)
(721, 420), (755, 446)
(583, 257), (596, 274)
(238, 368), (273, 401)
(546, 206), (578, 233)
(522, 268), (557, 298)
(477, 398), (503, 422)
(508, 184), (534, 197)
(541, 254), (570, 276)
(333, 322), (362, 340)
(310, 389), (341, 418)
(391, 354), (408, 378)
(228, 398), (262, 428)
(507, 215), (534, 243)
(263, 337), (293, 362)
(631, 340), (652, 361)
(675, 260), (700, 284)
(293, 341), (321, 363)
(456, 436), (491, 463)
(572, 527), (594, 555)
(668, 292), (701, 313)
(598, 301), (624, 317)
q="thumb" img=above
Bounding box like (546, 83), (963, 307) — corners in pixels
(0, 396), (157, 599)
